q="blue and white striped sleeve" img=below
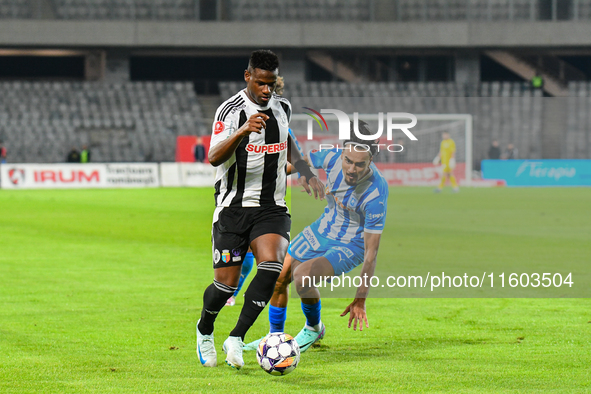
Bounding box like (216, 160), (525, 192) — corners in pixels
(309, 148), (339, 170)
(362, 185), (389, 234)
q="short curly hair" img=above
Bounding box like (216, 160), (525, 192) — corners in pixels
(248, 49), (279, 72)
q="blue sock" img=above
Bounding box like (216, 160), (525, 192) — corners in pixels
(269, 305), (287, 333)
(234, 252), (254, 297)
(301, 300), (321, 328)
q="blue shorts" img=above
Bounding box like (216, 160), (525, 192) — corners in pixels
(287, 225), (364, 276)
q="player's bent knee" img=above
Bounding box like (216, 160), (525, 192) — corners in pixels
(292, 269), (317, 298)
(213, 265), (242, 287)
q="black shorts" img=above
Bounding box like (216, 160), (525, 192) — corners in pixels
(211, 205), (291, 269)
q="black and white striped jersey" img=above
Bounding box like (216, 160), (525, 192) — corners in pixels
(210, 89), (292, 208)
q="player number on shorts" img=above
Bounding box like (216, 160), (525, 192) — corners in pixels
(291, 235), (310, 259)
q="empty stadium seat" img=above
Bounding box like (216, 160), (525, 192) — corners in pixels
(0, 81), (206, 163)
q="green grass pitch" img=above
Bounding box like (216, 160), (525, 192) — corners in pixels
(0, 187), (590, 393)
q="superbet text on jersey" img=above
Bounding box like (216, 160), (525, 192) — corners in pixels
(210, 89), (292, 208)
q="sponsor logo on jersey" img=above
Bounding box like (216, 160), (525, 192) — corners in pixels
(229, 103), (246, 116)
(221, 249), (231, 263)
(333, 246), (354, 258)
(214, 121), (225, 135)
(327, 191), (357, 213)
(231, 248), (242, 262)
(367, 212), (385, 220)
(214, 249), (221, 264)
(246, 141), (288, 154)
(302, 227), (321, 250)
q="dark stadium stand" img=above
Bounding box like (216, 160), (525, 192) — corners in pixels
(52, 0), (198, 20)
(1, 0), (591, 21)
(227, 0), (371, 22)
(2, 77), (589, 164)
(567, 82), (591, 159)
(0, 81), (206, 163)
(0, 0), (32, 18)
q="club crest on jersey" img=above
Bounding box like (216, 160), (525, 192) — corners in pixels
(221, 250), (231, 264)
(279, 113), (288, 127)
(348, 196), (358, 207)
(214, 121), (225, 135)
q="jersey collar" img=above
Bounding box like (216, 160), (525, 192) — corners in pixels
(241, 89), (273, 111)
(356, 167), (374, 185)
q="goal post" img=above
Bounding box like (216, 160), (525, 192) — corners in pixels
(289, 113), (474, 186)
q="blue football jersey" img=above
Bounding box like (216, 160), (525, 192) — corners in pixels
(308, 148), (389, 245)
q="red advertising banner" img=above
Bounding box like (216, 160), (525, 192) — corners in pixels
(375, 162), (466, 186)
(0, 163), (160, 189)
(176, 136), (211, 163)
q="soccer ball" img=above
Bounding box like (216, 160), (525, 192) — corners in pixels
(256, 332), (300, 376)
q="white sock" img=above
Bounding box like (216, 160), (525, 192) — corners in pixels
(305, 321), (323, 332)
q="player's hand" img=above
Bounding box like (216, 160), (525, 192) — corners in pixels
(239, 113), (269, 136)
(298, 175), (325, 200)
(432, 155), (440, 165)
(340, 298), (368, 331)
(449, 158), (456, 169)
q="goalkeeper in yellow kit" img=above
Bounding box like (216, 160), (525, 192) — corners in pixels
(433, 131), (459, 193)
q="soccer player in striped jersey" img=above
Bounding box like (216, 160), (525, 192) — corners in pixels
(224, 76), (290, 308)
(196, 50), (323, 369)
(225, 127), (299, 308)
(245, 120), (389, 352)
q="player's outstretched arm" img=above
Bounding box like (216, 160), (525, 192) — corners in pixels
(340, 232), (382, 331)
(208, 113), (269, 166)
(297, 171), (325, 200)
(288, 134), (325, 200)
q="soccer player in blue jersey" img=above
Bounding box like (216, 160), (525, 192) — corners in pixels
(245, 120), (389, 352)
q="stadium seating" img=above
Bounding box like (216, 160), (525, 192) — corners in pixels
(3, 0), (585, 21)
(46, 0), (538, 21)
(0, 81), (207, 163)
(0, 0), (32, 18)
(566, 82), (591, 159)
(2, 79), (589, 165)
(227, 0), (371, 21)
(51, 0), (198, 20)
